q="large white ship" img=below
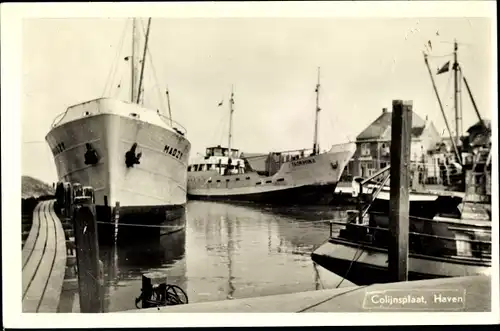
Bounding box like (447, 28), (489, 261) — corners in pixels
(187, 70), (356, 205)
(45, 18), (191, 224)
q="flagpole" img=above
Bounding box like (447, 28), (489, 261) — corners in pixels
(165, 87), (173, 126)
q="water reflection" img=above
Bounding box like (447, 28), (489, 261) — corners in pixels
(99, 214), (187, 312)
(101, 201), (350, 312)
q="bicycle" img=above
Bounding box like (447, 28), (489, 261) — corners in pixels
(135, 283), (189, 309)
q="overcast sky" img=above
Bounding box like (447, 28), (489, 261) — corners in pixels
(21, 15), (493, 183)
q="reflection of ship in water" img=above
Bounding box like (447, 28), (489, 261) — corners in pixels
(99, 212), (187, 312)
(185, 201), (345, 300)
(236, 201), (350, 222)
(225, 211), (236, 299)
(226, 201), (347, 253)
(185, 201), (242, 302)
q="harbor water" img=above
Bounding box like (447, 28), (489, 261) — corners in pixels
(99, 201), (351, 312)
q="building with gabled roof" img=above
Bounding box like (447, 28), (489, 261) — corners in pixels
(342, 107), (441, 180)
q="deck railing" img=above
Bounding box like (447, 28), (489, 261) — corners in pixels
(327, 212), (492, 261)
(50, 99), (188, 136)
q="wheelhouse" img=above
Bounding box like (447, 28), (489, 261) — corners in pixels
(188, 145), (246, 175)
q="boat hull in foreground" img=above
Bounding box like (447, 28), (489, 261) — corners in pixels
(311, 238), (491, 286)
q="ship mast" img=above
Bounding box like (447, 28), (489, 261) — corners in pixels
(136, 18), (152, 104)
(228, 85), (235, 157)
(453, 39), (462, 149)
(423, 53), (462, 164)
(130, 18), (137, 103)
(313, 67), (321, 155)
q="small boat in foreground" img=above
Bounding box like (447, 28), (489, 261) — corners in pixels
(311, 210), (491, 285)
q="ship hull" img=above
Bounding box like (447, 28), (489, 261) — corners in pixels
(311, 239), (490, 286)
(187, 143), (356, 205)
(188, 183), (338, 205)
(45, 99), (191, 224)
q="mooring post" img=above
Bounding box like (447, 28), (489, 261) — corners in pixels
(64, 182), (73, 220)
(72, 194), (103, 313)
(114, 201), (120, 242)
(140, 272), (168, 309)
(141, 274), (153, 309)
(388, 99), (412, 282)
(354, 177), (364, 224)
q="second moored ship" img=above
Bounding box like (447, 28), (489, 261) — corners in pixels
(187, 70), (356, 205)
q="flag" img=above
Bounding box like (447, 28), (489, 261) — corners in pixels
(218, 100), (223, 106)
(437, 61), (450, 75)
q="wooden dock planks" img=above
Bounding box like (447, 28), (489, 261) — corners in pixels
(22, 202), (43, 269)
(22, 201), (49, 299)
(22, 200), (68, 313)
(38, 202), (67, 312)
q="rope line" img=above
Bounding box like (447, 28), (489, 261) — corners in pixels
(95, 221), (184, 230)
(102, 19), (129, 98)
(335, 246), (364, 288)
(426, 52), (454, 58)
(139, 20), (170, 116)
(296, 285), (368, 313)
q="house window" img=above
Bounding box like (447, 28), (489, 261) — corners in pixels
(361, 143), (371, 156)
(380, 162), (388, 169)
(380, 143), (390, 156)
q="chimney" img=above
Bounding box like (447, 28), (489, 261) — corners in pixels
(382, 108), (388, 113)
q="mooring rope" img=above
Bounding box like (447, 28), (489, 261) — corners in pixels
(95, 221), (184, 230)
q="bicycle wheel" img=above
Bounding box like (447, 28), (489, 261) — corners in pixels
(166, 285), (189, 305)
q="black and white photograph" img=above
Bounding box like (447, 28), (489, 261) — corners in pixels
(2, 1), (498, 327)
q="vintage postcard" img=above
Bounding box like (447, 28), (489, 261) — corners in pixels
(1, 1), (498, 327)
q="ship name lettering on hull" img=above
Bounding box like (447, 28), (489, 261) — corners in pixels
(164, 145), (183, 160)
(291, 158), (316, 167)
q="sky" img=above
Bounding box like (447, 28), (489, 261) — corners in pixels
(21, 15), (493, 183)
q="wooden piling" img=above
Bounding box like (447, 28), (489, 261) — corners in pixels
(354, 177), (364, 224)
(63, 182), (73, 219)
(141, 274), (153, 309)
(388, 100), (412, 282)
(114, 201), (120, 242)
(72, 196), (103, 313)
